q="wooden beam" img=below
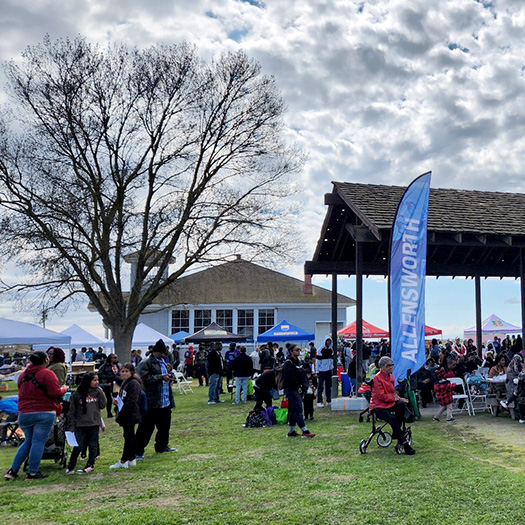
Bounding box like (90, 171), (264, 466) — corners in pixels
(345, 223), (381, 242)
(324, 193), (344, 205)
(475, 234), (487, 245)
(305, 259), (523, 278)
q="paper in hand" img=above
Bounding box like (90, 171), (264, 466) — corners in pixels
(65, 431), (79, 447)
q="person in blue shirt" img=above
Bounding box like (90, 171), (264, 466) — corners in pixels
(0, 395), (18, 443)
(135, 340), (177, 458)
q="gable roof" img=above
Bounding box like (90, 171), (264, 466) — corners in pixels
(155, 258), (354, 306)
(306, 181), (525, 278)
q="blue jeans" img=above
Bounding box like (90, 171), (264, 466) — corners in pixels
(317, 370), (332, 404)
(284, 390), (306, 430)
(235, 377), (249, 403)
(208, 374), (221, 402)
(11, 412), (55, 474)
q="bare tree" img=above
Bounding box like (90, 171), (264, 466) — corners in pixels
(0, 36), (302, 361)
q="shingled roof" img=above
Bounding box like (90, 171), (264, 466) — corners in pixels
(305, 181), (525, 278)
(334, 182), (525, 236)
(155, 257), (354, 306)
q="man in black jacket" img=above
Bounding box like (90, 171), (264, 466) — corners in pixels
(135, 340), (176, 458)
(207, 342), (224, 405)
(282, 345), (315, 439)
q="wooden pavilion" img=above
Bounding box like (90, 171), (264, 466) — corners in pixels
(305, 181), (525, 384)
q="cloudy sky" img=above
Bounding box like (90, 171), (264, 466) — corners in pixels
(1, 0), (525, 340)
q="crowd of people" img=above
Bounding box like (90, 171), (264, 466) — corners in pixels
(3, 339), (177, 481)
(5, 331), (525, 479)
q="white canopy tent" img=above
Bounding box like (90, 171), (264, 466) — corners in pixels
(106, 323), (174, 349)
(35, 324), (107, 348)
(0, 317), (72, 375)
(33, 323), (107, 360)
(0, 317), (71, 346)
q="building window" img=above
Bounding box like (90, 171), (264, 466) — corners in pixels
(171, 310), (189, 334)
(258, 309), (274, 335)
(194, 309), (211, 331)
(216, 309), (233, 332)
(237, 309), (254, 339)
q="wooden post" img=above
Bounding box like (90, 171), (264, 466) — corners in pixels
(475, 276), (482, 358)
(521, 249), (525, 349)
(356, 241), (363, 389)
(331, 273), (338, 370)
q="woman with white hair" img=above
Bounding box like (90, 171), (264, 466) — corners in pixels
(368, 356), (415, 455)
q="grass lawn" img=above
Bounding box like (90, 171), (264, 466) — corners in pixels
(2, 381), (525, 524)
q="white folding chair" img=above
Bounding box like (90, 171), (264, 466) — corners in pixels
(449, 377), (473, 416)
(465, 374), (490, 414)
(173, 371), (194, 394)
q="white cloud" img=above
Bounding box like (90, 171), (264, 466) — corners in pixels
(2, 0), (525, 333)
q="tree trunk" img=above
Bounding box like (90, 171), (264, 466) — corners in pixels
(111, 324), (135, 364)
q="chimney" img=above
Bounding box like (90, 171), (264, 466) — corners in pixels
(235, 254), (242, 260)
(303, 274), (313, 296)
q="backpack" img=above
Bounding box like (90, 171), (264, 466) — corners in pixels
(274, 365), (284, 390)
(245, 410), (266, 428)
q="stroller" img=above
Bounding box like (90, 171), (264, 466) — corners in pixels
(357, 379), (373, 423)
(0, 418), (24, 447)
(0, 395), (24, 447)
(22, 397), (70, 471)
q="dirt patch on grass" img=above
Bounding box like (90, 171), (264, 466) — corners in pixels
(181, 453), (218, 461)
(331, 474), (359, 482)
(22, 483), (73, 495)
(420, 409), (525, 472)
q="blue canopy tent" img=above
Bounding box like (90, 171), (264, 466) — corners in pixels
(170, 331), (190, 343)
(257, 319), (314, 343)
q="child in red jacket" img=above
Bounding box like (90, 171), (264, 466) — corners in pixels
(433, 368), (455, 423)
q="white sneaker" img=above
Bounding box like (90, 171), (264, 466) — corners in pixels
(127, 459), (137, 467)
(500, 400), (509, 410)
(317, 403), (324, 408)
(207, 401), (217, 405)
(326, 402), (332, 406)
(519, 420), (525, 424)
(109, 460), (129, 469)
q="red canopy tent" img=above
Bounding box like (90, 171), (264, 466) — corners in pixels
(338, 320), (389, 339)
(338, 320), (442, 339)
(424, 325), (442, 337)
